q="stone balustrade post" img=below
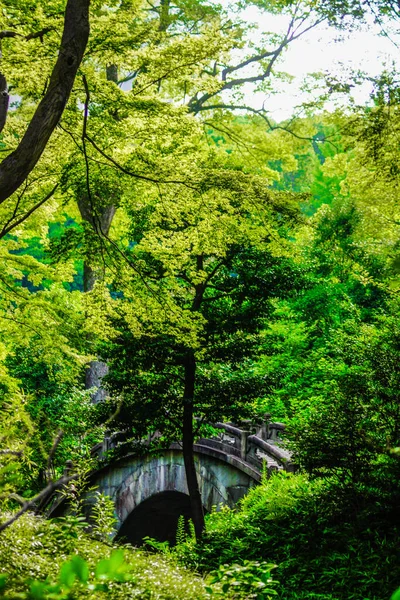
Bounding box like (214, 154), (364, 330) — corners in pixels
(103, 430), (112, 454)
(269, 425), (278, 442)
(264, 413), (271, 440)
(240, 429), (250, 460)
(63, 459), (73, 477)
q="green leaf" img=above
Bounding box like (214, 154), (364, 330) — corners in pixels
(59, 561), (76, 588)
(29, 580), (60, 600)
(391, 588), (400, 600)
(108, 549), (125, 572)
(59, 556), (88, 588)
(95, 550), (127, 582)
(70, 556), (89, 583)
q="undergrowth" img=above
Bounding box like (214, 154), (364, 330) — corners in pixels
(175, 472), (400, 600)
(0, 512), (208, 599)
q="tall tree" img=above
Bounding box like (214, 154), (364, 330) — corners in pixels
(86, 126), (302, 536)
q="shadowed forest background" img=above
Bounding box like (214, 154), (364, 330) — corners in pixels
(0, 0), (400, 598)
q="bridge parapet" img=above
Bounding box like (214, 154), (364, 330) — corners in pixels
(49, 417), (292, 531)
(91, 416), (293, 474)
(199, 419), (292, 473)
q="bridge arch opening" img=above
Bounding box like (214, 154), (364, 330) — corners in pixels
(115, 491), (204, 546)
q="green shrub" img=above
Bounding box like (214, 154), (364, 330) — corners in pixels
(0, 513), (210, 599)
(177, 472), (400, 600)
(91, 491), (117, 543)
(205, 561), (278, 599)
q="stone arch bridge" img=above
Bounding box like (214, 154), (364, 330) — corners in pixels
(51, 420), (292, 544)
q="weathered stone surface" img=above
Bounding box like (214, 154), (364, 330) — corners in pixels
(49, 419), (292, 540)
(85, 360), (109, 404)
(86, 448), (258, 533)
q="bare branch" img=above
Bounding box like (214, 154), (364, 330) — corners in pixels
(0, 449), (23, 457)
(0, 27), (54, 41)
(200, 103), (315, 141)
(25, 27), (54, 42)
(221, 48), (279, 81)
(0, 31), (21, 40)
(189, 45), (284, 113)
(188, 14), (325, 115)
(0, 184), (59, 239)
(84, 133), (198, 190)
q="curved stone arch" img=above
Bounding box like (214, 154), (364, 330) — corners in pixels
(87, 446), (260, 532)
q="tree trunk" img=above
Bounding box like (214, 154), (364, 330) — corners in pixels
(182, 351), (205, 540)
(78, 64), (119, 403)
(0, 73), (9, 135)
(78, 199), (116, 402)
(0, 0), (90, 204)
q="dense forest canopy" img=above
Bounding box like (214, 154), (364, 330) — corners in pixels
(0, 0), (400, 598)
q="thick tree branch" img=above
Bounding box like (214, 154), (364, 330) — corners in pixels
(188, 13), (325, 115)
(0, 473), (77, 533)
(0, 73), (9, 135)
(201, 103), (315, 141)
(0, 0), (90, 204)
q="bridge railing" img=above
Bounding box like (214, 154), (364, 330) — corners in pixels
(91, 430), (128, 458)
(91, 415), (293, 473)
(197, 418), (293, 473)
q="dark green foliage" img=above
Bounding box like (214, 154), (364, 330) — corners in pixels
(177, 473), (400, 600)
(260, 290), (400, 491)
(96, 247), (308, 448)
(186, 195), (400, 600)
(4, 346), (100, 490)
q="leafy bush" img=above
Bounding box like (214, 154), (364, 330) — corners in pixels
(91, 491), (117, 543)
(0, 513), (210, 599)
(205, 561), (278, 599)
(177, 472), (400, 600)
(0, 550), (133, 600)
